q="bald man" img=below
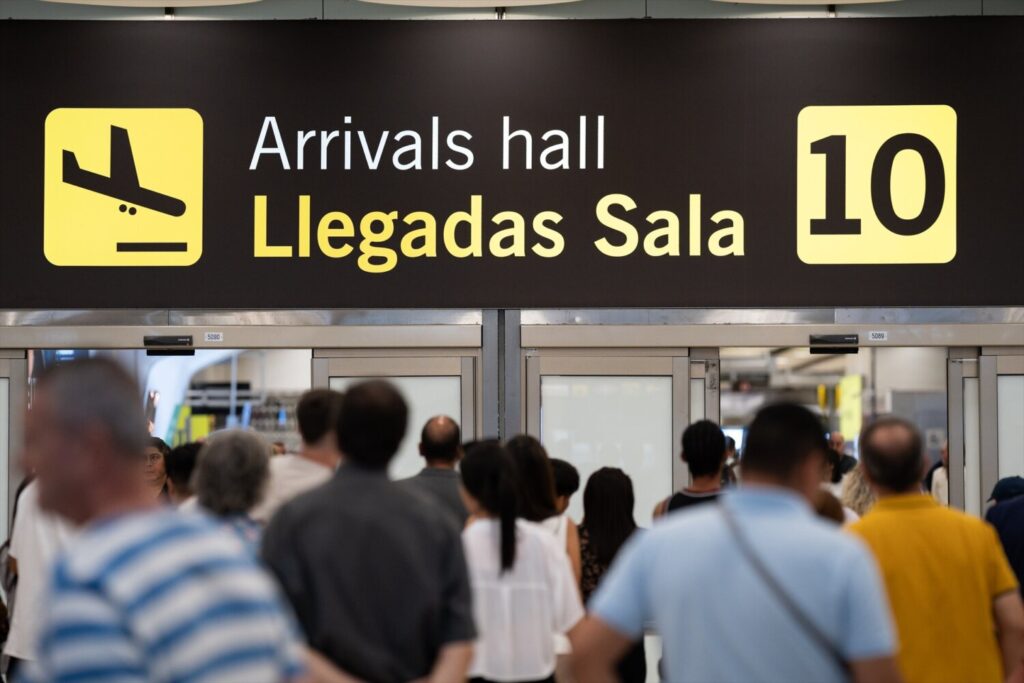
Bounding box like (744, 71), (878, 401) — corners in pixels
(400, 416), (468, 526)
(850, 417), (1024, 683)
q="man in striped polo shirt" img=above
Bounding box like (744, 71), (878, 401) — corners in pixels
(20, 358), (306, 683)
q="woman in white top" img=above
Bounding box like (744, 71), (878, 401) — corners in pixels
(460, 442), (585, 683)
(506, 435), (582, 582)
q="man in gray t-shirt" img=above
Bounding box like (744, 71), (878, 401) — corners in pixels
(263, 383), (475, 683)
(400, 415), (469, 527)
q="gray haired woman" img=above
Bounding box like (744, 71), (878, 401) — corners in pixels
(192, 430), (271, 555)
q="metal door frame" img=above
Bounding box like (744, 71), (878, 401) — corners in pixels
(312, 351), (481, 442)
(0, 352), (28, 538)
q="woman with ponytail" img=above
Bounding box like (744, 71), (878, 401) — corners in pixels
(459, 441), (584, 683)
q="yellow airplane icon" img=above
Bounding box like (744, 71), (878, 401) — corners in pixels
(44, 108), (203, 266)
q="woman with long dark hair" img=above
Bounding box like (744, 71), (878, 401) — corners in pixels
(460, 442), (584, 683)
(505, 435), (582, 581)
(579, 467), (646, 683)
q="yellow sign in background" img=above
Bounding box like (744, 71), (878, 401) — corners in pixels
(838, 374), (864, 441)
(44, 108), (203, 266)
(797, 104), (956, 265)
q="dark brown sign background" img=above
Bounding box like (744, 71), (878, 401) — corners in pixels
(1, 18), (1022, 308)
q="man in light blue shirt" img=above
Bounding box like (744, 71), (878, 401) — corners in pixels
(573, 404), (902, 683)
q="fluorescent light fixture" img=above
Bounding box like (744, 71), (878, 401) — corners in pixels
(42, 0), (262, 6)
(713, 0), (901, 4)
(358, 0), (581, 6)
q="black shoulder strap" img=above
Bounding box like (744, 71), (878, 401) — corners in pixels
(720, 503), (851, 676)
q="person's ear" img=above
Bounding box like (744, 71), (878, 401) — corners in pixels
(418, 443), (425, 457)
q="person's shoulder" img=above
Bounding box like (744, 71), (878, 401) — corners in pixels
(61, 508), (216, 581)
(268, 453), (298, 474)
(397, 469), (426, 483)
(650, 500), (722, 534)
(988, 496), (1024, 524)
(941, 505), (1012, 545)
(520, 518), (556, 543)
(517, 519), (570, 559)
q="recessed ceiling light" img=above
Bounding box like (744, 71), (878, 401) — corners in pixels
(358, 0), (581, 7)
(42, 0), (263, 7)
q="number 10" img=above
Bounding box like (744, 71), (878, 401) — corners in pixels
(810, 133), (946, 237)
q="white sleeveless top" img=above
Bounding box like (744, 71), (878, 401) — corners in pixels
(540, 514), (574, 655)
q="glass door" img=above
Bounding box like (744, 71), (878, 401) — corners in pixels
(524, 352), (696, 527)
(0, 353), (28, 539)
(312, 353), (477, 481)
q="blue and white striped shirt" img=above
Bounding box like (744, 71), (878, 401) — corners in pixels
(22, 508), (305, 683)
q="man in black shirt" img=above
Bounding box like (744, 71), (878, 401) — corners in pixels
(653, 420), (727, 517)
(263, 381), (475, 683)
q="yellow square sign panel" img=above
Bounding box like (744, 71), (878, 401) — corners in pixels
(44, 108), (203, 267)
(797, 105), (956, 265)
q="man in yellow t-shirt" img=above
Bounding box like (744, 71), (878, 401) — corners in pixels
(850, 417), (1024, 683)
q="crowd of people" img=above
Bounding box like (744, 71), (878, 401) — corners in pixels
(2, 357), (1024, 683)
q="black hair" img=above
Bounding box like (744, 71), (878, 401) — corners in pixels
(742, 403), (828, 480)
(297, 389), (344, 445)
(550, 458), (580, 498)
(725, 436), (737, 452)
(461, 441), (519, 572)
(148, 436), (171, 459)
(505, 435), (558, 522)
(421, 416), (462, 464)
(825, 448), (843, 484)
(860, 417), (924, 493)
(336, 380), (408, 470)
(582, 468), (637, 566)
(682, 420), (727, 478)
(165, 442), (202, 493)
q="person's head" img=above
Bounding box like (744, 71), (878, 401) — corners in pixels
(813, 489), (845, 525)
(144, 437), (170, 487)
(989, 476), (1024, 505)
(829, 431), (845, 453)
(193, 430), (271, 517)
(823, 448), (843, 485)
(724, 436), (737, 459)
(271, 441), (287, 456)
(859, 417), (925, 495)
(26, 358), (148, 523)
(336, 380), (408, 470)
(164, 442), (202, 505)
(459, 441), (519, 572)
(297, 389), (344, 453)
(740, 403), (829, 503)
(840, 463), (877, 517)
(419, 415), (462, 467)
(582, 467), (637, 566)
(505, 434), (558, 522)
(550, 458), (580, 514)
(940, 439), (949, 468)
(681, 420), (727, 481)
